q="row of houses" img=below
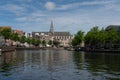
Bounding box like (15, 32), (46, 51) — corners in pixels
(0, 21), (73, 47)
(32, 21), (73, 47)
(1, 24), (120, 48)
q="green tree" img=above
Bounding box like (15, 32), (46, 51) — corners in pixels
(26, 38), (32, 44)
(71, 38), (78, 46)
(72, 30), (84, 46)
(34, 39), (41, 46)
(42, 40), (46, 47)
(20, 36), (26, 43)
(10, 33), (19, 41)
(97, 28), (107, 48)
(98, 28), (106, 43)
(1, 28), (12, 39)
(84, 26), (119, 49)
(106, 27), (119, 43)
(106, 27), (119, 48)
(84, 26), (99, 48)
(31, 38), (35, 45)
(48, 40), (52, 45)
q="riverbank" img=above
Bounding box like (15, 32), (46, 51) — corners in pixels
(74, 47), (120, 53)
(0, 47), (15, 52)
(85, 49), (120, 53)
(15, 47), (64, 50)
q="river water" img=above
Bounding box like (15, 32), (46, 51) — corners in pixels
(0, 50), (120, 80)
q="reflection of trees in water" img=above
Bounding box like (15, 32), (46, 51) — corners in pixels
(0, 62), (11, 76)
(73, 52), (120, 79)
(73, 51), (85, 70)
(85, 53), (120, 73)
(85, 53), (120, 79)
(0, 52), (15, 76)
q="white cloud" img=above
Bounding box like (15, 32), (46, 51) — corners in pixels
(45, 2), (56, 11)
(0, 4), (26, 16)
(103, 3), (120, 11)
(57, 0), (115, 10)
(16, 11), (46, 22)
(3, 0), (119, 34)
(30, 11), (46, 17)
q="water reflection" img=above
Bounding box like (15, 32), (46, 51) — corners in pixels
(73, 52), (120, 80)
(0, 50), (120, 80)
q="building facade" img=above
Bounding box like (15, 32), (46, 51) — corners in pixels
(32, 21), (73, 47)
(13, 30), (25, 37)
(106, 25), (120, 36)
(105, 25), (120, 48)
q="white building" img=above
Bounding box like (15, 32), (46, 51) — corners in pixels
(32, 21), (73, 47)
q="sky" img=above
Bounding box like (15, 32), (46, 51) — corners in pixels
(0, 0), (120, 34)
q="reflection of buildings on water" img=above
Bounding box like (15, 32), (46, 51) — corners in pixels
(0, 51), (16, 74)
(0, 50), (73, 72)
(1, 51), (120, 73)
(73, 51), (85, 69)
(0, 52), (16, 66)
(73, 52), (120, 74)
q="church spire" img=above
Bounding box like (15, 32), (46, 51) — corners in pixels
(49, 20), (54, 34)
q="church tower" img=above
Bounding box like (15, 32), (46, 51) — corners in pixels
(49, 20), (54, 35)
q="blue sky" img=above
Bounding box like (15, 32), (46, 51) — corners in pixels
(0, 0), (120, 34)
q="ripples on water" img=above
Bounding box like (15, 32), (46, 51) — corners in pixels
(0, 50), (120, 80)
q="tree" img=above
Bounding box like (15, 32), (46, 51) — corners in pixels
(84, 26), (99, 48)
(1, 28), (12, 39)
(20, 36), (26, 43)
(97, 28), (107, 48)
(34, 39), (41, 46)
(72, 30), (84, 46)
(71, 38), (78, 46)
(106, 27), (119, 48)
(106, 27), (119, 43)
(10, 33), (19, 41)
(31, 38), (35, 45)
(42, 40), (46, 47)
(26, 38), (32, 44)
(48, 40), (52, 45)
(84, 26), (119, 49)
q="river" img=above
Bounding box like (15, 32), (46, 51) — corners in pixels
(0, 50), (120, 80)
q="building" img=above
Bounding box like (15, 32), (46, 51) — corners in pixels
(106, 25), (120, 48)
(13, 30), (25, 37)
(106, 25), (120, 36)
(32, 21), (73, 47)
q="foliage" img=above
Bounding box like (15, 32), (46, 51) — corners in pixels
(20, 36), (26, 43)
(26, 38), (32, 44)
(42, 40), (46, 46)
(34, 39), (41, 46)
(84, 26), (99, 46)
(72, 30), (84, 46)
(98, 28), (107, 43)
(84, 26), (119, 49)
(10, 33), (19, 41)
(48, 40), (52, 45)
(0, 28), (12, 39)
(106, 27), (119, 43)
